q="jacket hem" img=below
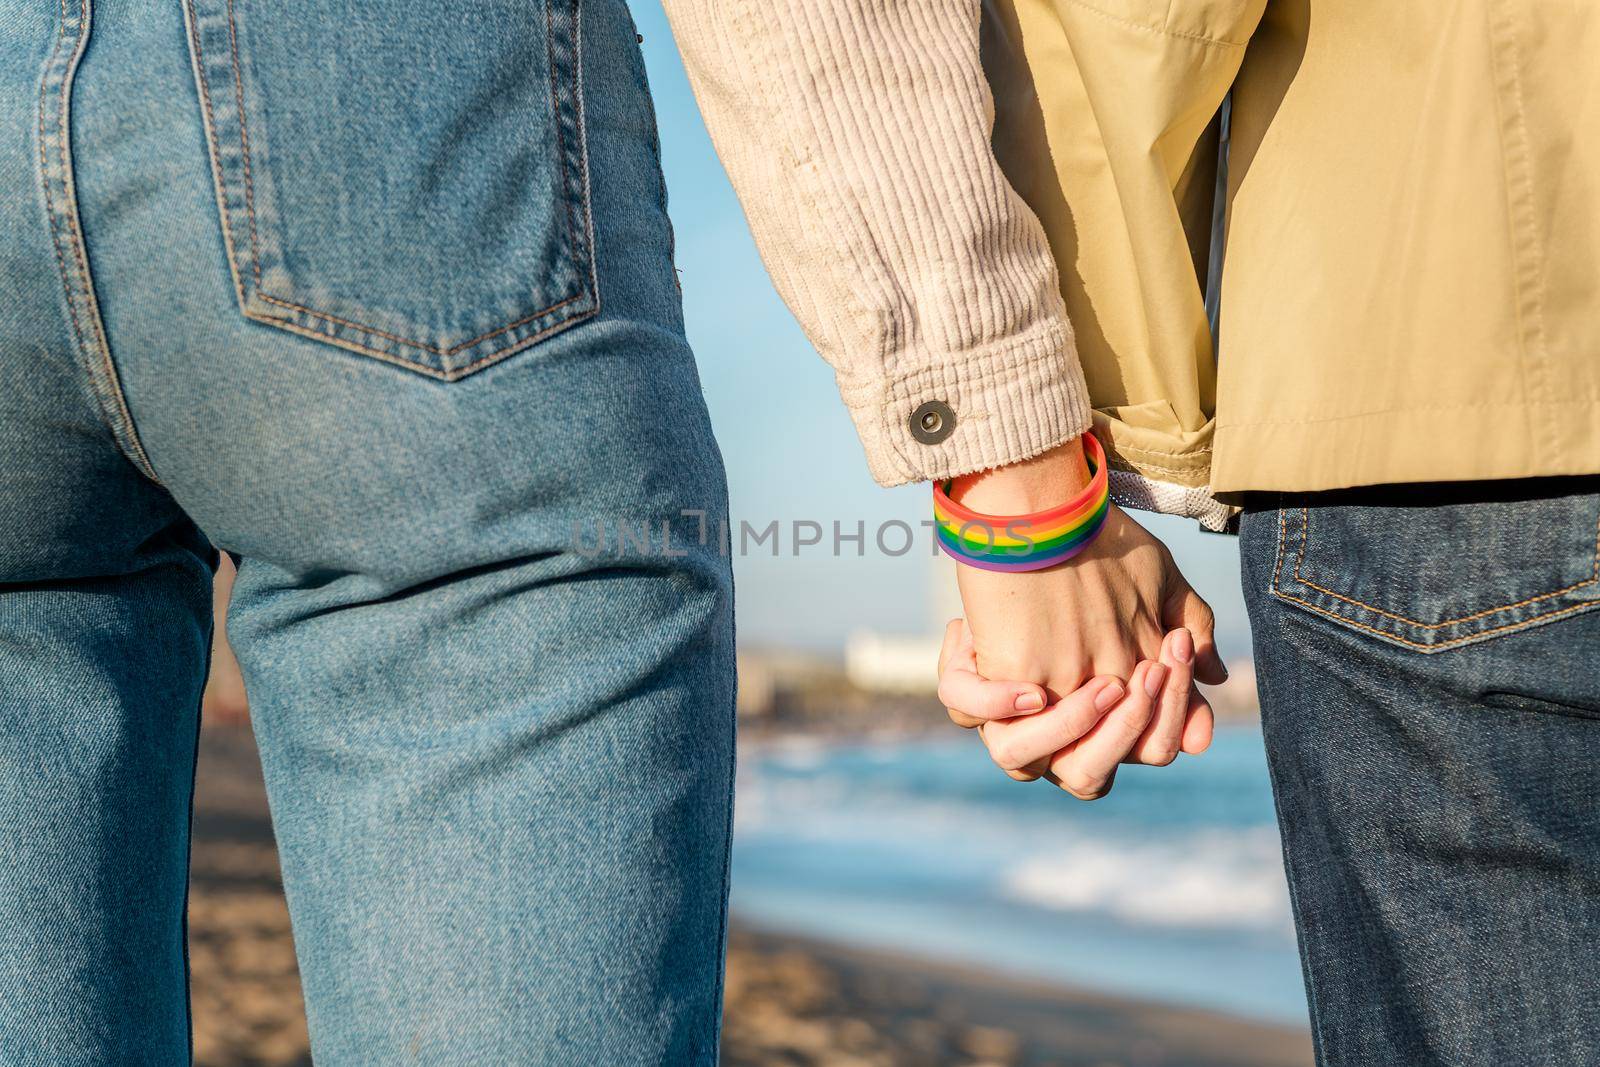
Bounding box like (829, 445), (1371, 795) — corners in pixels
(1212, 401), (1600, 497)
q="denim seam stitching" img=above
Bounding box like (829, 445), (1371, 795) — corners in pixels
(53, 1), (158, 479)
(1271, 590), (1600, 653)
(542, 0), (586, 334)
(703, 679), (737, 1063)
(37, 5), (79, 353)
(37, 0), (160, 483)
(179, 614), (216, 1064)
(254, 292), (589, 359)
(181, 0), (248, 312)
(1294, 506), (1600, 627)
(1270, 504), (1291, 592)
(1272, 506), (1600, 650)
(187, 0), (597, 379)
(248, 307), (602, 384)
(225, 0), (583, 361)
(1246, 606), (1331, 1062)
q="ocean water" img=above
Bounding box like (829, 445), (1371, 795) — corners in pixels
(730, 724), (1309, 1025)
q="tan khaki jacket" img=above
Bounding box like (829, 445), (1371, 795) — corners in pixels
(668, 1), (1599, 522)
(988, 0), (1600, 504)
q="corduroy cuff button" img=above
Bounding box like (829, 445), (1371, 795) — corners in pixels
(909, 400), (956, 445)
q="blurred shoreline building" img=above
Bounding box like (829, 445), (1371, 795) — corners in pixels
(842, 553), (958, 695)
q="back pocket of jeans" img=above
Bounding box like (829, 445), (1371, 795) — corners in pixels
(1270, 489), (1600, 652)
(182, 0), (597, 380)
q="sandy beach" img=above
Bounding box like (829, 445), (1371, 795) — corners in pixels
(189, 722), (1312, 1066)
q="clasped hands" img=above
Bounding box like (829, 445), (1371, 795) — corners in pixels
(937, 441), (1226, 800)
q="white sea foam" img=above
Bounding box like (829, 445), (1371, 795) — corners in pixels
(735, 732), (1295, 938)
(999, 827), (1292, 933)
(730, 731), (1306, 1020)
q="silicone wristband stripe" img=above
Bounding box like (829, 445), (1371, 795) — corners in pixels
(932, 434), (1111, 573)
(934, 433), (1109, 527)
(938, 534), (1102, 573)
(933, 489), (1106, 546)
(936, 496), (1110, 556)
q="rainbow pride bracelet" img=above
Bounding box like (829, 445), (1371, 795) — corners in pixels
(933, 434), (1111, 573)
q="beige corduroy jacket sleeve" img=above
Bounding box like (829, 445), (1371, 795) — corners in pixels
(662, 0), (1093, 487)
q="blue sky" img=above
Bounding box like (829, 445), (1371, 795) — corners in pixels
(633, 5), (1250, 658)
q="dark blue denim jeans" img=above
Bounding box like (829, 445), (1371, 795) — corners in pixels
(0, 0), (734, 1062)
(1242, 480), (1600, 1066)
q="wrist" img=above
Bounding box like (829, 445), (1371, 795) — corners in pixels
(946, 435), (1093, 514)
(933, 434), (1110, 573)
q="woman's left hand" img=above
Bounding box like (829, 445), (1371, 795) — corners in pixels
(937, 618), (1214, 800)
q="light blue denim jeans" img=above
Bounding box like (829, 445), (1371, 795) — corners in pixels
(0, 0), (736, 1063)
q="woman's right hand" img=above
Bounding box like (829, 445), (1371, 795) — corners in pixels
(937, 618), (1214, 800)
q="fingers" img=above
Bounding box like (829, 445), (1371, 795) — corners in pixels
(942, 607), (1216, 800)
(1047, 660), (1162, 800)
(939, 620), (983, 729)
(939, 662), (1048, 724)
(1181, 688), (1215, 755)
(980, 725), (1046, 782)
(977, 676), (1126, 775)
(1163, 582), (1228, 686)
(938, 618), (1048, 730)
(937, 618), (965, 678)
(1128, 628), (1193, 767)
